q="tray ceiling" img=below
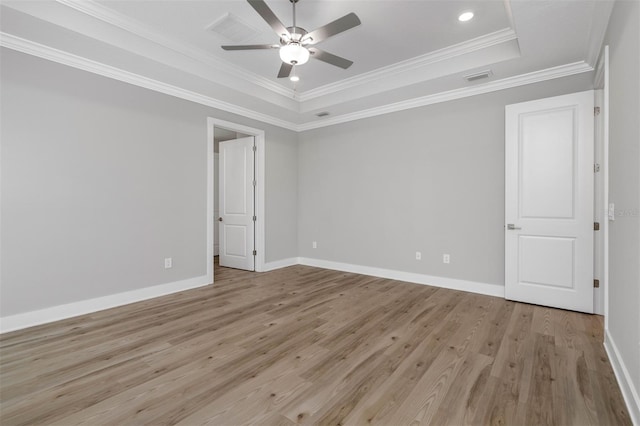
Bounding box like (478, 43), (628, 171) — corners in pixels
(0, 0), (614, 130)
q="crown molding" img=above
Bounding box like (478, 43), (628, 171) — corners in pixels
(56, 0), (521, 106)
(0, 33), (299, 131)
(1, 32), (593, 134)
(298, 61), (594, 131)
(298, 28), (518, 102)
(55, 0), (294, 99)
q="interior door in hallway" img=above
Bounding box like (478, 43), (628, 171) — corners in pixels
(219, 137), (255, 271)
(505, 90), (594, 313)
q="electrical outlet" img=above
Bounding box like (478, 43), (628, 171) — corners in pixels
(164, 258), (172, 269)
(608, 203), (615, 221)
(443, 254), (450, 264)
(415, 251), (422, 260)
(312, 241), (317, 249)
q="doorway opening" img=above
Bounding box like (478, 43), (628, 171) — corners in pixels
(206, 118), (266, 283)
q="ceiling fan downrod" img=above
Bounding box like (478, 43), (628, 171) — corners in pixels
(291, 0), (298, 37)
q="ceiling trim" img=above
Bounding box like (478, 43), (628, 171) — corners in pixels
(298, 61), (594, 131)
(298, 28), (518, 102)
(1, 32), (593, 134)
(55, 0), (521, 105)
(55, 0), (295, 99)
(0, 32), (298, 131)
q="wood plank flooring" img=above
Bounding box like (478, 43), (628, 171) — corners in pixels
(0, 262), (632, 425)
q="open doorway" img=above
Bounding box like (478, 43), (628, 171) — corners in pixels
(206, 118), (266, 283)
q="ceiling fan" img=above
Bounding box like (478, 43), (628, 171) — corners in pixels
(221, 0), (361, 80)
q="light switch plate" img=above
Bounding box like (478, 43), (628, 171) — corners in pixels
(608, 203), (615, 221)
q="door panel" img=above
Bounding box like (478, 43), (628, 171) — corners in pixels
(224, 225), (247, 257)
(505, 90), (594, 313)
(519, 236), (575, 289)
(219, 137), (255, 271)
(520, 109), (576, 219)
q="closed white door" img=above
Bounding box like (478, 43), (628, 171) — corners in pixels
(505, 90), (594, 313)
(219, 137), (255, 271)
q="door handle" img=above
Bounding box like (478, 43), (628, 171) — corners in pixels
(507, 224), (521, 230)
(218, 217), (223, 222)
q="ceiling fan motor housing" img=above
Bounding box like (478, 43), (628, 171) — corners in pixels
(281, 26), (308, 44)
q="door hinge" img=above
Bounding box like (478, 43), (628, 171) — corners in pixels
(252, 146), (257, 152)
(594, 163), (600, 173)
(594, 222), (600, 231)
(252, 216), (257, 221)
(252, 250), (257, 256)
(594, 106), (601, 116)
(594, 279), (600, 288)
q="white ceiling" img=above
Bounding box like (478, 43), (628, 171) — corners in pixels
(0, 0), (613, 130)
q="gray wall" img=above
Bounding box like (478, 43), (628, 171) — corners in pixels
(0, 48), (298, 317)
(604, 0), (640, 407)
(298, 74), (594, 286)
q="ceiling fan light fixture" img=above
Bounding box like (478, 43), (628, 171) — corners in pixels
(280, 42), (310, 65)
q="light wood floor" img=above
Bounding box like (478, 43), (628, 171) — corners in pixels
(0, 261), (631, 425)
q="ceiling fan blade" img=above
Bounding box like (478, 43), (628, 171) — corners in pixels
(222, 44), (279, 51)
(303, 13), (361, 45)
(308, 48), (353, 69)
(277, 62), (294, 78)
(247, 0), (291, 40)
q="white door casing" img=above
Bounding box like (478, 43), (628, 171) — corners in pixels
(505, 90), (594, 313)
(219, 137), (255, 271)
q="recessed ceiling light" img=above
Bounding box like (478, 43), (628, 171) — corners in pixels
(290, 75), (300, 82)
(458, 11), (474, 22)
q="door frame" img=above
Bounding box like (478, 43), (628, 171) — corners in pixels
(206, 118), (266, 283)
(594, 46), (610, 320)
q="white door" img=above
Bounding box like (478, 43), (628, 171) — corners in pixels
(505, 90), (594, 313)
(219, 137), (255, 271)
(213, 152), (220, 256)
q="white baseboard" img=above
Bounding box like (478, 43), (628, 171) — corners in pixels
(0, 275), (211, 334)
(604, 330), (640, 425)
(297, 257), (504, 298)
(0, 258), (504, 333)
(262, 257), (299, 272)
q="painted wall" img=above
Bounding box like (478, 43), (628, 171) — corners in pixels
(298, 74), (594, 288)
(604, 0), (640, 419)
(0, 48), (298, 318)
